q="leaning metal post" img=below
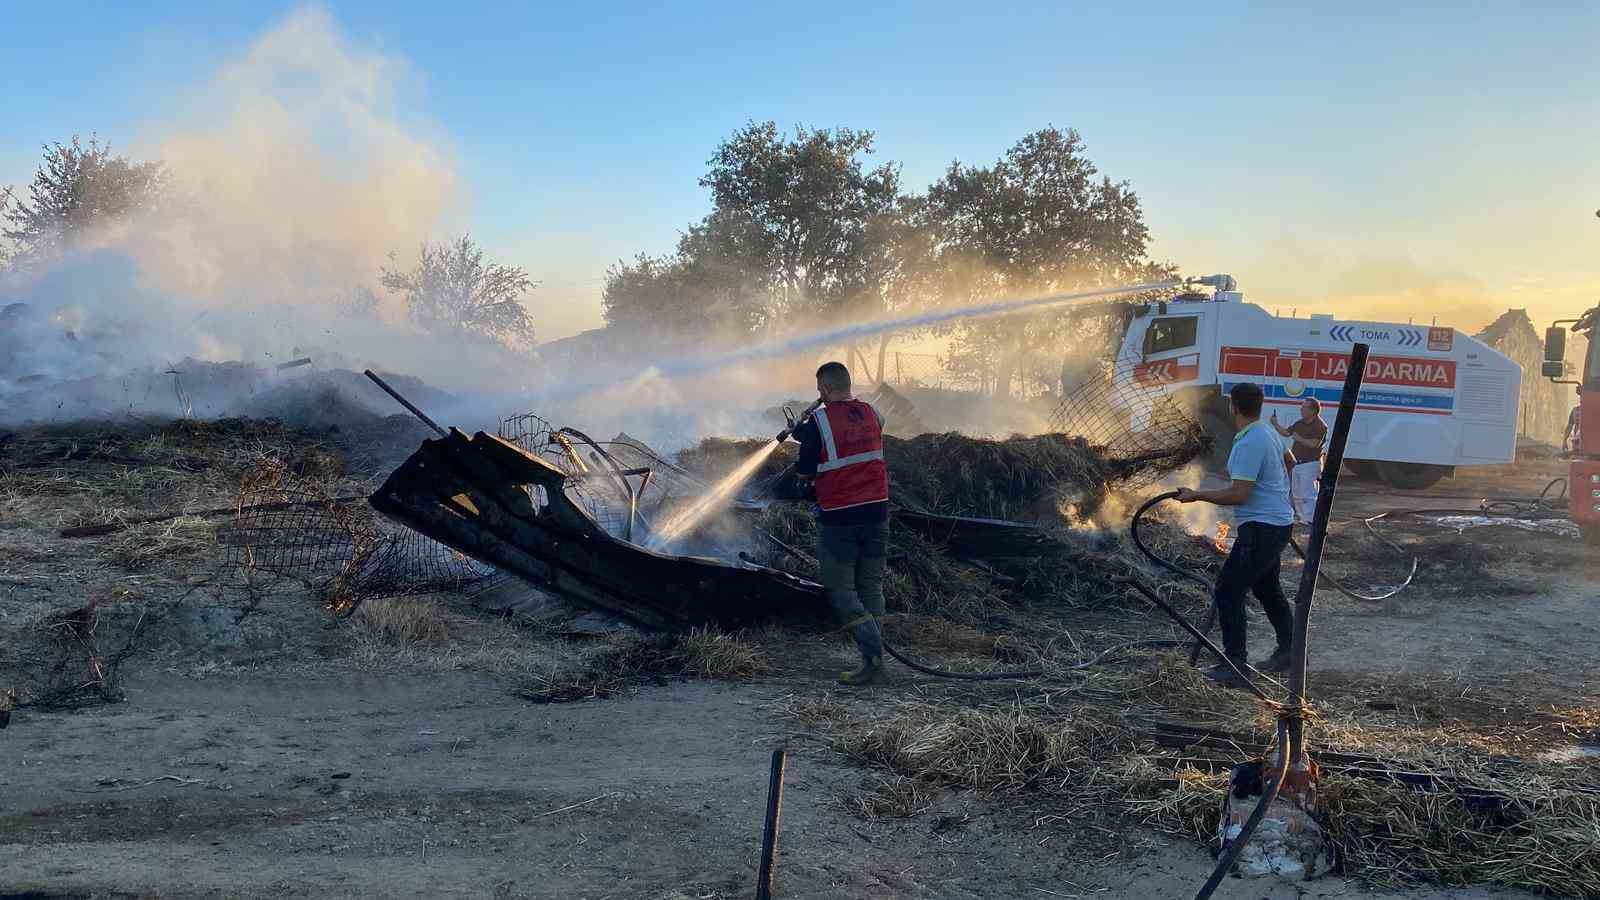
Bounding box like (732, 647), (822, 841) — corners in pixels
(1286, 342), (1369, 766)
(1192, 342), (1368, 900)
(755, 748), (787, 900)
(363, 369), (447, 438)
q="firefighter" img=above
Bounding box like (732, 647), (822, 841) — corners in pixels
(789, 361), (891, 686)
(1175, 382), (1298, 689)
(1270, 397), (1328, 524)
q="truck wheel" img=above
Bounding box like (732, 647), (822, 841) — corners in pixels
(1344, 458), (1380, 479)
(1376, 461), (1449, 491)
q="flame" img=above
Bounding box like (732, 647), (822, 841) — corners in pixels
(1213, 521), (1231, 553)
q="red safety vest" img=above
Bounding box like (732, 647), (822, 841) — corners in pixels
(812, 399), (889, 512)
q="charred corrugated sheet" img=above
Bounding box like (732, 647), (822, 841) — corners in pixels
(368, 429), (829, 630)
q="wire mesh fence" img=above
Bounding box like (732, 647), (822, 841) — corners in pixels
(1048, 354), (1209, 490)
(223, 458), (498, 616)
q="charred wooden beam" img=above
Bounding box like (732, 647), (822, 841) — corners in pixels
(369, 429), (829, 630)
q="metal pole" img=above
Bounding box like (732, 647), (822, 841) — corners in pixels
(1193, 343), (1368, 900)
(755, 748), (787, 900)
(363, 369), (447, 438)
(1285, 342), (1369, 763)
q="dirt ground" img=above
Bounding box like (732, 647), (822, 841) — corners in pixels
(1, 421), (1594, 899)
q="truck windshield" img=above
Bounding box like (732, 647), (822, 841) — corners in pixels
(1144, 316), (1198, 354)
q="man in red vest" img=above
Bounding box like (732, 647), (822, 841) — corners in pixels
(789, 361), (891, 685)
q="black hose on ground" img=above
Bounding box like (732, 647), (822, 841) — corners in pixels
(1288, 522), (1416, 602)
(1132, 492), (1215, 594)
(878, 637), (1184, 682)
(754, 530), (1186, 682)
(1133, 490), (1418, 606)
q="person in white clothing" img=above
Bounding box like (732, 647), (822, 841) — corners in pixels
(1270, 397), (1328, 524)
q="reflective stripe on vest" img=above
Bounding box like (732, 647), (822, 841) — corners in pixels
(812, 400), (889, 511)
(813, 401), (886, 472)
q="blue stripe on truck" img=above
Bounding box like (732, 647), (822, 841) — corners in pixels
(1220, 382), (1455, 412)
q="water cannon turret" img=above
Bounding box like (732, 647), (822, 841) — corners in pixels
(1189, 274), (1237, 292)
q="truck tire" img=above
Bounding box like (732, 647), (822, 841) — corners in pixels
(1376, 460), (1449, 491)
(1344, 458), (1380, 479)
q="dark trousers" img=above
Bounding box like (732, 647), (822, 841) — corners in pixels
(816, 521), (889, 661)
(1214, 522), (1294, 663)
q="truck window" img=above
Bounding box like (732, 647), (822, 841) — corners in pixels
(1144, 316), (1198, 354)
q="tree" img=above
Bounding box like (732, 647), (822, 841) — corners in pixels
(339, 284), (382, 320)
(381, 236), (536, 347)
(603, 122), (908, 351)
(699, 122), (902, 322)
(602, 211), (776, 339)
(921, 127), (1171, 397)
(2, 136), (168, 270)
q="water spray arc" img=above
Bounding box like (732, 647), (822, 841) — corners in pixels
(547, 278), (1185, 402)
(648, 400), (824, 548)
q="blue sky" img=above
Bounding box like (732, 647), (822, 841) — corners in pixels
(4, 2), (1598, 339)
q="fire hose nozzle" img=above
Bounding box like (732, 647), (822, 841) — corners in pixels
(775, 399), (824, 443)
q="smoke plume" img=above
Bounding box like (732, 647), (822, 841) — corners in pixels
(0, 7), (542, 422)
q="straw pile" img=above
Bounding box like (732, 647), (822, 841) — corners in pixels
(886, 432), (1108, 520)
(675, 431), (1214, 622)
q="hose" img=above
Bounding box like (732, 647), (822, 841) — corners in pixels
(1193, 718), (1292, 900)
(1288, 520), (1415, 602)
(1134, 491), (1417, 606)
(879, 636), (1184, 682)
(753, 529), (1188, 683)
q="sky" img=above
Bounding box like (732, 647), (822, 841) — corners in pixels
(3, 1), (1598, 341)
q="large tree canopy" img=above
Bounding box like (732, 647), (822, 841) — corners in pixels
(601, 123), (1166, 395)
(700, 122), (902, 320)
(605, 122), (906, 341)
(922, 127), (1170, 396)
(381, 236), (536, 347)
(2, 136), (168, 271)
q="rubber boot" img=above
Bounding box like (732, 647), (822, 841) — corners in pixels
(839, 617), (885, 686)
(1256, 646), (1293, 674)
(839, 654), (885, 686)
(1203, 657), (1253, 690)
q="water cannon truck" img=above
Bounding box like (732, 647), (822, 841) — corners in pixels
(1111, 276), (1522, 490)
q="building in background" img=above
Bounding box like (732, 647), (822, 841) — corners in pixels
(1475, 308), (1576, 446)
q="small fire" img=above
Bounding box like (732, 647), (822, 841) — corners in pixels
(1213, 521), (1231, 553)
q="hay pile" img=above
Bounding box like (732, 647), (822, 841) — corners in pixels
(673, 432), (1214, 622)
(886, 432), (1108, 520)
(673, 431), (1128, 521)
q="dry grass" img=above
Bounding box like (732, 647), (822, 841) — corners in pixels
(342, 600), (567, 676)
(105, 515), (217, 571)
(793, 695), (1126, 793)
(674, 627), (770, 679)
(517, 627), (769, 704)
(782, 652), (1600, 898)
(1318, 770), (1600, 895)
(847, 774), (941, 818)
(352, 596), (450, 644)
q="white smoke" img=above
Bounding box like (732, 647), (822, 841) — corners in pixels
(0, 7), (544, 422)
